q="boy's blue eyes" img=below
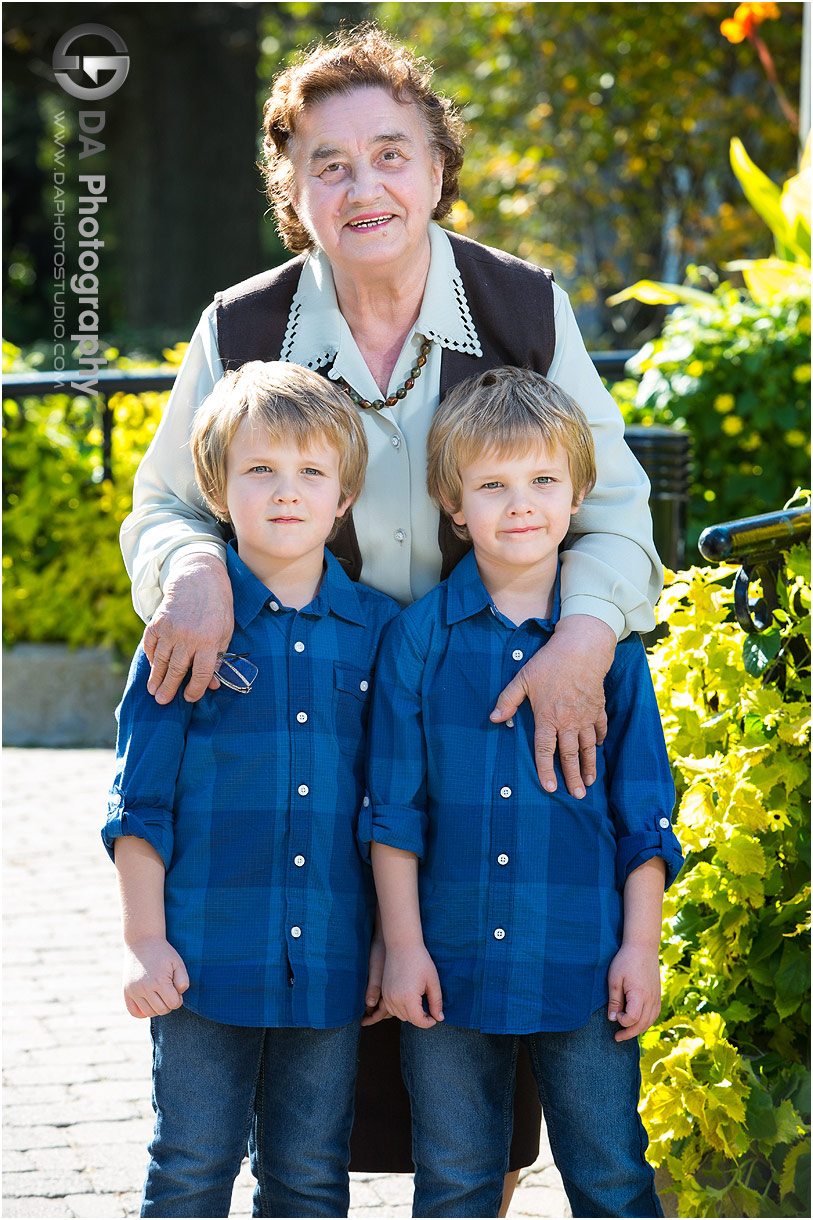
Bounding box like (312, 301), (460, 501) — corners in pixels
(479, 477), (554, 489)
(247, 466), (323, 476)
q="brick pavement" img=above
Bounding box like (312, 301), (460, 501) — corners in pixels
(2, 748), (569, 1218)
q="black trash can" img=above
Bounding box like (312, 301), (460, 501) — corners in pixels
(624, 425), (692, 570)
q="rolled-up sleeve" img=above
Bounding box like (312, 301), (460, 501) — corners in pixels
(119, 305), (228, 622)
(549, 284), (663, 639)
(364, 615), (430, 860)
(101, 647), (193, 868)
(602, 635), (683, 890)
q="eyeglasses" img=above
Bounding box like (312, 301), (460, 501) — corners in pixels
(215, 652), (258, 694)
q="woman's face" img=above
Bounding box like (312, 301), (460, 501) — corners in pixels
(288, 86), (443, 281)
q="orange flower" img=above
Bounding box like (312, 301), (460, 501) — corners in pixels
(720, 2), (781, 43)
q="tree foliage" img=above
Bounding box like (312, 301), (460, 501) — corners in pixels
(376, 1), (803, 344)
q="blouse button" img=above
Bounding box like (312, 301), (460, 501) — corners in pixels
(296, 712), (308, 724)
(362, 796), (370, 808)
(391, 435), (401, 449)
(394, 529), (406, 543)
(505, 718), (514, 729)
(294, 855), (305, 868)
(290, 926), (302, 938)
(294, 641), (305, 653)
(512, 649), (523, 661)
(297, 784), (309, 797)
(659, 817), (670, 829)
(359, 680), (369, 692)
(493, 928), (506, 940)
(497, 853), (509, 866)
(269, 600), (279, 612)
(109, 793), (122, 807)
(499, 786), (512, 799)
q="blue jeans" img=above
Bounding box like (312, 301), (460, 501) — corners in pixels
(401, 1008), (662, 1219)
(141, 1006), (361, 1218)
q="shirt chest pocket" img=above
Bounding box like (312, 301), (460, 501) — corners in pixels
(333, 662), (371, 756)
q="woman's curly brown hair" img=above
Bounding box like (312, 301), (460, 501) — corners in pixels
(261, 25), (466, 254)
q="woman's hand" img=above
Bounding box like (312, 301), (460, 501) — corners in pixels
(142, 554), (234, 704)
(490, 615), (616, 798)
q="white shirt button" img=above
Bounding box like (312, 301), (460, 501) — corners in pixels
(659, 817), (670, 829)
(269, 600), (279, 612)
(499, 786), (512, 799)
(359, 679), (369, 692)
(296, 711), (308, 724)
(494, 928), (506, 940)
(362, 796), (370, 808)
(512, 649), (524, 661)
(290, 926), (302, 938)
(505, 718), (514, 729)
(294, 641), (305, 653)
(497, 853), (509, 866)
(394, 529), (406, 543)
(294, 855), (305, 868)
(391, 435), (401, 449)
(109, 793), (122, 807)
(297, 783), (309, 797)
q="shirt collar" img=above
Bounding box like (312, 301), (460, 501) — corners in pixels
(445, 548), (561, 630)
(279, 222), (482, 370)
(227, 541), (367, 629)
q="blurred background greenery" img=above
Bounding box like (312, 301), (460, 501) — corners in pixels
(2, 1), (805, 350)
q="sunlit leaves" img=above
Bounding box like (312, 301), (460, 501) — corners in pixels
(641, 553), (810, 1213)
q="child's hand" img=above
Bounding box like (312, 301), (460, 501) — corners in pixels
(361, 932), (391, 1026)
(383, 944), (444, 1028)
(122, 936), (189, 1019)
(607, 943), (661, 1042)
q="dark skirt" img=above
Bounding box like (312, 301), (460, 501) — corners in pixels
(349, 1019), (542, 1173)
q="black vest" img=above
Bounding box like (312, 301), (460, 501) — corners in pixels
(214, 230), (556, 581)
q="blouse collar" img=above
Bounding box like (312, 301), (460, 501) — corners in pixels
(279, 222), (483, 370)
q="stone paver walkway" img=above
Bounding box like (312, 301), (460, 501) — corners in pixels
(2, 748), (569, 1218)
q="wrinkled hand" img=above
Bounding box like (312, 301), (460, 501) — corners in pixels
(607, 943), (661, 1042)
(123, 936), (189, 1020)
(383, 944), (444, 1029)
(142, 554), (234, 704)
(361, 934), (392, 1027)
(490, 615), (615, 798)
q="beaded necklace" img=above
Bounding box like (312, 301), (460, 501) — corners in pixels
(335, 338), (432, 411)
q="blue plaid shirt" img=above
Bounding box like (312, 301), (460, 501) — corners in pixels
(364, 550), (682, 1035)
(103, 544), (399, 1029)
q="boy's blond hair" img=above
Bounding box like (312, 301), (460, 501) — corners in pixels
(191, 361), (368, 531)
(427, 367), (596, 538)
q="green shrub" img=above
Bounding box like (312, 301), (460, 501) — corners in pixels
(614, 282), (810, 556)
(642, 531), (811, 1216)
(2, 386), (167, 654)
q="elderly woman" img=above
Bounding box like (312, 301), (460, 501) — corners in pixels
(121, 24), (660, 1207)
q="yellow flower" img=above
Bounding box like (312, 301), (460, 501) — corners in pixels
(786, 430), (808, 448)
(792, 364), (811, 383)
(722, 415), (744, 436)
(714, 394), (736, 413)
(687, 360), (705, 377)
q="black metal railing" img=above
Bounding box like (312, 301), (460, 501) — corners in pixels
(699, 506), (812, 634)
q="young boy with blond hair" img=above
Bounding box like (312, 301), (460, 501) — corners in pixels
(365, 367), (683, 1219)
(103, 362), (397, 1218)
